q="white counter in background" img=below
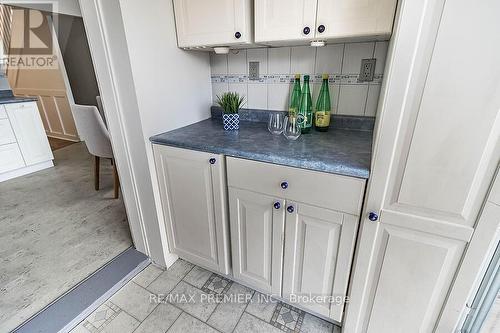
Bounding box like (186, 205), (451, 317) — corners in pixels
(0, 101), (54, 182)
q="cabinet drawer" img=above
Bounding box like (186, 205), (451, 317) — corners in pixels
(227, 157), (366, 215)
(0, 119), (16, 145)
(0, 105), (6, 119)
(0, 143), (25, 173)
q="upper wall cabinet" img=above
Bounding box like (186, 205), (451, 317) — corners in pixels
(173, 0), (253, 49)
(255, 0), (398, 45)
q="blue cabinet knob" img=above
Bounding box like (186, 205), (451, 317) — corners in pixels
(318, 24), (326, 33)
(368, 212), (379, 222)
(303, 26), (310, 35)
(280, 181), (288, 189)
(209, 158), (216, 164)
(235, 31), (241, 39)
(273, 202), (281, 209)
(287, 205), (294, 213)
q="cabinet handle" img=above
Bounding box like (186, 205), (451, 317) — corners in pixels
(317, 25), (326, 33)
(287, 205), (294, 213)
(235, 31), (241, 39)
(209, 158), (216, 164)
(303, 26), (311, 35)
(273, 202), (281, 209)
(368, 212), (379, 221)
(280, 181), (288, 189)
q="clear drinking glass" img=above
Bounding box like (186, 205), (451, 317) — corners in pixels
(283, 115), (302, 140)
(268, 112), (285, 135)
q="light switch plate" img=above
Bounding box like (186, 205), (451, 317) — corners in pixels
(359, 59), (376, 82)
(249, 61), (259, 80)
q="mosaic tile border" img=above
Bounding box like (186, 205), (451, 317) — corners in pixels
(201, 273), (233, 295)
(270, 302), (306, 333)
(211, 73), (383, 85)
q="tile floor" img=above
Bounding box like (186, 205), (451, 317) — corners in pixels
(71, 260), (341, 333)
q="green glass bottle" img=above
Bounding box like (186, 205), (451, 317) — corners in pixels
(298, 75), (313, 133)
(314, 74), (331, 132)
(288, 74), (301, 117)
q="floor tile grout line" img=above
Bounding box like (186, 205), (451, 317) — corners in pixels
(231, 290), (256, 333)
(163, 310), (184, 333)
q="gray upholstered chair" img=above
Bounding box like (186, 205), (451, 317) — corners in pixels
(71, 104), (119, 198)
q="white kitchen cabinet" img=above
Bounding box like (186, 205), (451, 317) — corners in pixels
(227, 156), (365, 321)
(0, 118), (16, 145)
(229, 187), (285, 295)
(255, 0), (397, 44)
(173, 0), (253, 48)
(153, 145), (231, 274)
(344, 0), (500, 331)
(282, 202), (358, 322)
(254, 0), (317, 44)
(0, 143), (25, 173)
(315, 0), (398, 41)
(5, 102), (53, 166)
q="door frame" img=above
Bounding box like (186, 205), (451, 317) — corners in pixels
(76, 0), (174, 267)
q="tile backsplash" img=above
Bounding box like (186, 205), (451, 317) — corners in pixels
(211, 41), (388, 117)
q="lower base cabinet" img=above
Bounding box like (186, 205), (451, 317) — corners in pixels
(229, 187), (285, 295)
(153, 147), (365, 323)
(153, 145), (231, 274)
(282, 202), (359, 322)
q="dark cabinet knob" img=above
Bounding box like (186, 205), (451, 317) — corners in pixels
(287, 205), (294, 213)
(280, 181), (288, 189)
(274, 202), (281, 209)
(235, 31), (241, 39)
(318, 25), (326, 33)
(209, 158), (216, 164)
(303, 26), (311, 35)
(368, 212), (379, 222)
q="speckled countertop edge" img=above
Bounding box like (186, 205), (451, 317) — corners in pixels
(150, 118), (373, 179)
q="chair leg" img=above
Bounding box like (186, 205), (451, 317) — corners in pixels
(94, 156), (100, 191)
(113, 159), (120, 199)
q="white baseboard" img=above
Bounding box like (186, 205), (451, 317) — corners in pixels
(0, 160), (54, 182)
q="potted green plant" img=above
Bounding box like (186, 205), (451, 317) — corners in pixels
(216, 92), (244, 130)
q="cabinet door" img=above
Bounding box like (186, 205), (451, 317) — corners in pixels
(255, 0), (317, 44)
(229, 187), (285, 295)
(282, 202), (358, 322)
(344, 0), (499, 331)
(173, 0), (252, 48)
(0, 119), (16, 145)
(315, 0), (397, 40)
(153, 145), (230, 274)
(5, 102), (53, 166)
(0, 143), (25, 173)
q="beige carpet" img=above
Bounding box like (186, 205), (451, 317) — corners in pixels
(0, 142), (132, 332)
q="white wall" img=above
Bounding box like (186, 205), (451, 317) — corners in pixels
(118, 0), (212, 263)
(5, 0), (82, 17)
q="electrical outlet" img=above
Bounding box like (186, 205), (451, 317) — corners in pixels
(249, 61), (259, 80)
(359, 58), (376, 82)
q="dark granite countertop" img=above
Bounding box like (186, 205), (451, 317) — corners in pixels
(0, 96), (38, 104)
(150, 117), (373, 179)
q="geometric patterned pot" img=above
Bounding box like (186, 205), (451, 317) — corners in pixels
(223, 113), (240, 130)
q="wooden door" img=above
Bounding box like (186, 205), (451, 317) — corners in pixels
(315, 0), (397, 40)
(7, 8), (78, 141)
(344, 0), (500, 331)
(6, 102), (53, 166)
(254, 0), (317, 44)
(173, 0), (252, 47)
(282, 202), (358, 322)
(153, 145), (231, 274)
(229, 187), (285, 295)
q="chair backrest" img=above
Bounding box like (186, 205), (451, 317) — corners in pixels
(71, 104), (113, 158)
(96, 95), (107, 126)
